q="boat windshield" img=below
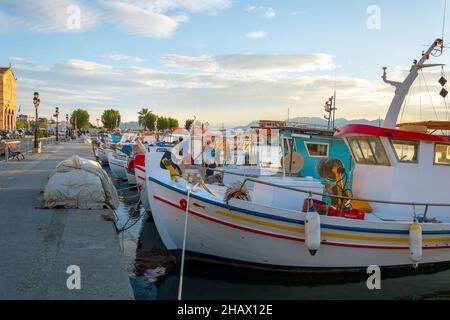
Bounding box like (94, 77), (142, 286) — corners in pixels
(347, 136), (390, 166)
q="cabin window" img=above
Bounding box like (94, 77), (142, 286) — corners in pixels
(347, 136), (390, 165)
(304, 142), (329, 158)
(434, 143), (450, 165)
(390, 139), (419, 163)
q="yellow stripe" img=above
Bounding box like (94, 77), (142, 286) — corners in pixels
(213, 210), (450, 244)
(215, 210), (304, 234)
(322, 232), (408, 243)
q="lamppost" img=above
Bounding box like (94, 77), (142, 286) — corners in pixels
(54, 107), (60, 142)
(66, 114), (69, 138)
(33, 92), (40, 150)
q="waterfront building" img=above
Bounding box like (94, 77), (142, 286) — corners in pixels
(0, 67), (16, 131)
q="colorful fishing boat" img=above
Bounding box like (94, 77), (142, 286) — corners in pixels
(145, 38), (450, 271)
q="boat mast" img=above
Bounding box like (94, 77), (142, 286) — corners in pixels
(383, 38), (444, 128)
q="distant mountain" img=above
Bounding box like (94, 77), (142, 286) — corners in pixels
(234, 117), (382, 129)
(119, 121), (140, 130)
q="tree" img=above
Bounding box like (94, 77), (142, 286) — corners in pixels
(184, 119), (194, 131)
(167, 117), (179, 129)
(38, 117), (48, 129)
(142, 112), (158, 131)
(138, 108), (150, 129)
(16, 121), (29, 129)
(101, 109), (121, 130)
(70, 109), (90, 130)
(157, 116), (169, 131)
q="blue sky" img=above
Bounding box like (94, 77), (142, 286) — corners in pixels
(0, 0), (449, 127)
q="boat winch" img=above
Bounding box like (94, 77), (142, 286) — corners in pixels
(305, 211), (321, 256)
(409, 218), (423, 268)
(317, 158), (372, 213)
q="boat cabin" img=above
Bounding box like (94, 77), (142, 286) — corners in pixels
(280, 127), (353, 181)
(335, 124), (450, 218)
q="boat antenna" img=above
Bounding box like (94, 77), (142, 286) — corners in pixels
(332, 60), (338, 129)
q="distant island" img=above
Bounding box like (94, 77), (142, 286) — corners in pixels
(119, 117), (383, 131)
(234, 117), (383, 130)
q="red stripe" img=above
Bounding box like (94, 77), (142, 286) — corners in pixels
(335, 124), (450, 143)
(153, 195), (450, 251)
(135, 165), (146, 172)
(138, 176), (146, 181)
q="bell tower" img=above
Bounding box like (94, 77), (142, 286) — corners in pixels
(0, 67), (16, 131)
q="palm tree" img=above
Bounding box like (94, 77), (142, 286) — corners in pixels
(138, 108), (150, 129)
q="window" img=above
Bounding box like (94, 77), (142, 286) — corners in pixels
(435, 143), (450, 165)
(347, 136), (390, 166)
(305, 142), (329, 158)
(390, 139), (419, 163)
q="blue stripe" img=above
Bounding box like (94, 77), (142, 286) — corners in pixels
(148, 176), (450, 235)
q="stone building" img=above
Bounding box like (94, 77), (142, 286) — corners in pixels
(0, 67), (16, 131)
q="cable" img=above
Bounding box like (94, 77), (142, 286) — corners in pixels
(420, 71), (440, 121)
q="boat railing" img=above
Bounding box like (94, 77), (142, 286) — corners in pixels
(182, 164), (450, 220)
(237, 177), (450, 221)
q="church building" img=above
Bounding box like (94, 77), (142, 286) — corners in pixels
(0, 67), (16, 131)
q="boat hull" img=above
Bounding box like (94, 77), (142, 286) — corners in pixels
(94, 146), (108, 164)
(134, 154), (150, 210)
(145, 153), (450, 270)
(107, 151), (127, 180)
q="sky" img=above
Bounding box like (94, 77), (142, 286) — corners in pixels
(1, 0), (450, 127)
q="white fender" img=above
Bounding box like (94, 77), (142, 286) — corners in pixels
(409, 219), (422, 267)
(305, 211), (321, 256)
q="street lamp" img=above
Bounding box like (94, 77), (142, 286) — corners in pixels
(33, 92), (40, 149)
(66, 114), (69, 138)
(54, 107), (60, 142)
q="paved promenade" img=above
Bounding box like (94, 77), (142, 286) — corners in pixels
(0, 142), (134, 299)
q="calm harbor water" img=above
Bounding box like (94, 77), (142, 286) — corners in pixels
(107, 168), (450, 300)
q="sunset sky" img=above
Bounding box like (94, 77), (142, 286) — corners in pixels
(0, 0), (449, 127)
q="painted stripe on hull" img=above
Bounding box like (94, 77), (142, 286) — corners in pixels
(153, 194), (450, 250)
(149, 177), (450, 236)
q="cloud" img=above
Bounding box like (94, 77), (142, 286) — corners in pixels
(291, 11), (305, 16)
(9, 57), (49, 71)
(262, 8), (275, 18)
(102, 54), (145, 63)
(0, 0), (232, 38)
(12, 53), (396, 127)
(63, 59), (116, 73)
(163, 54), (217, 71)
(168, 0), (232, 13)
(1, 0), (99, 33)
(163, 53), (337, 74)
(245, 5), (275, 18)
(100, 1), (180, 38)
(246, 31), (267, 39)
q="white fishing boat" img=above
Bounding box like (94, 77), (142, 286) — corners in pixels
(144, 38), (450, 271)
(135, 142), (175, 210)
(107, 148), (128, 180)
